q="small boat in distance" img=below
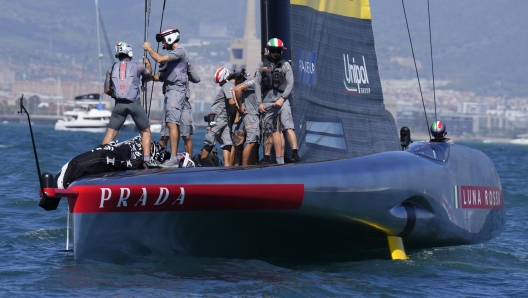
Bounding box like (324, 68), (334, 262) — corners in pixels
(510, 134), (528, 145)
(54, 93), (134, 133)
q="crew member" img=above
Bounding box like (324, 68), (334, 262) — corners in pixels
(232, 74), (260, 165)
(159, 62), (200, 156)
(431, 120), (450, 143)
(200, 67), (235, 166)
(254, 38), (295, 164)
(101, 42), (156, 168)
(143, 28), (189, 168)
(229, 69), (249, 166)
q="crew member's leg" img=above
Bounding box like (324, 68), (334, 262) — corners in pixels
(180, 107), (194, 156)
(102, 102), (127, 144)
(259, 107), (280, 164)
(129, 100), (155, 167)
(242, 114), (260, 165)
(268, 107), (284, 164)
(219, 119), (234, 166)
(232, 118), (245, 166)
(280, 100), (300, 162)
(159, 99), (169, 149)
(159, 90), (185, 168)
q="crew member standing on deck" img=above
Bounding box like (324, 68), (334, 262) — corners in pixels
(101, 42), (157, 168)
(143, 28), (190, 168)
(232, 75), (260, 165)
(159, 62), (200, 156)
(254, 38), (296, 164)
(200, 67), (235, 166)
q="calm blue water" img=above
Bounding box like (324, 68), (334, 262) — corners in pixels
(1, 122), (527, 297)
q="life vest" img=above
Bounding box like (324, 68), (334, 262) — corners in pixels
(261, 58), (287, 92)
(110, 61), (141, 102)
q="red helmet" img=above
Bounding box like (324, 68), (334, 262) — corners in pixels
(214, 67), (230, 83)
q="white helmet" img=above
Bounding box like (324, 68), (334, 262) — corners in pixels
(214, 67), (230, 83)
(115, 42), (133, 58)
(156, 28), (180, 44)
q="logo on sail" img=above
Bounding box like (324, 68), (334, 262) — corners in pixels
(343, 54), (370, 94)
(296, 48), (317, 85)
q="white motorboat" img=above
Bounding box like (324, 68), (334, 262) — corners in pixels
(55, 93), (134, 133)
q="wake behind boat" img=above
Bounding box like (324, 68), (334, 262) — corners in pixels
(37, 0), (505, 263)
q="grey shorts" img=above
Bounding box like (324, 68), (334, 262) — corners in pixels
(108, 100), (150, 131)
(160, 107), (194, 137)
(203, 116), (232, 148)
(164, 89), (186, 125)
(280, 100), (294, 131)
(180, 108), (194, 137)
(262, 106), (281, 133)
(243, 114), (260, 143)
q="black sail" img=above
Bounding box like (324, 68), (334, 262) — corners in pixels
(262, 0), (400, 162)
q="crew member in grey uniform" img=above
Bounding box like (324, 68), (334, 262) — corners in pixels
(254, 38), (297, 164)
(101, 42), (157, 168)
(159, 62), (200, 156)
(200, 67), (235, 166)
(228, 69), (249, 166)
(232, 76), (260, 165)
(143, 28), (189, 168)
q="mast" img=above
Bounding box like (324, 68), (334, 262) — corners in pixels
(95, 0), (103, 107)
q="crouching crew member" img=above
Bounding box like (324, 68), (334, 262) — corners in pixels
(254, 38), (295, 164)
(102, 42), (156, 168)
(200, 67), (235, 166)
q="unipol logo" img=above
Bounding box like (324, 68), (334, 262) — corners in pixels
(343, 54), (370, 94)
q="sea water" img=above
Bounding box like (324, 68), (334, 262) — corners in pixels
(1, 122), (527, 296)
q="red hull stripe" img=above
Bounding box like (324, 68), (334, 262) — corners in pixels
(69, 184), (304, 213)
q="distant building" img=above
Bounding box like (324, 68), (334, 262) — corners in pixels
(457, 102), (488, 114)
(229, 0), (261, 76)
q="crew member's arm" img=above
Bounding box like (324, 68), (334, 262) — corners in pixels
(254, 62), (266, 113)
(188, 63), (201, 83)
(273, 61), (294, 108)
(103, 67), (114, 97)
(143, 42), (170, 63)
(140, 58), (153, 82)
(232, 84), (247, 114)
(144, 57), (153, 74)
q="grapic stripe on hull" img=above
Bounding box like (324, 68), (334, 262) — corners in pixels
(69, 184), (305, 213)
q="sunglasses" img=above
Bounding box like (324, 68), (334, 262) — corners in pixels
(269, 48), (282, 54)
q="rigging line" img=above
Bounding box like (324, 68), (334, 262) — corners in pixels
(147, 0), (167, 118)
(427, 0), (437, 124)
(76, 23), (95, 97)
(97, 6), (114, 65)
(401, 0), (432, 140)
(143, 0), (152, 111)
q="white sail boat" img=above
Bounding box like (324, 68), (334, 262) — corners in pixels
(40, 0), (505, 263)
(54, 0), (134, 133)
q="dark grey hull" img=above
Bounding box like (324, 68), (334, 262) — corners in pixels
(68, 142), (505, 262)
